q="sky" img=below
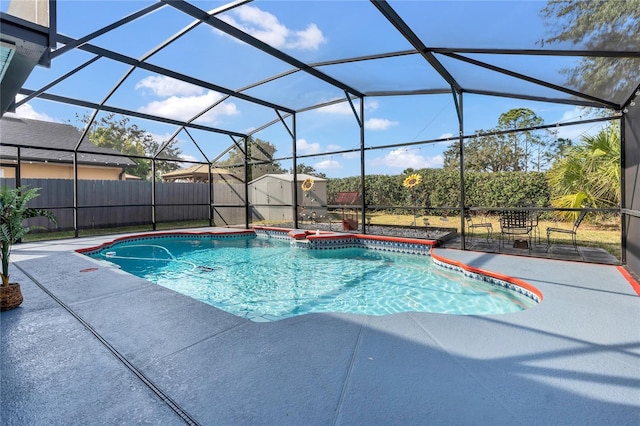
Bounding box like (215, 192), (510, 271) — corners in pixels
(2, 0), (614, 178)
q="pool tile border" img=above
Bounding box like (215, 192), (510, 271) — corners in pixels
(253, 226), (541, 303)
(430, 250), (543, 303)
(252, 226), (436, 256)
(76, 230), (255, 256)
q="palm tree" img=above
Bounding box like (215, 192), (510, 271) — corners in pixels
(546, 125), (620, 219)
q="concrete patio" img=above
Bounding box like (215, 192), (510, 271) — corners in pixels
(445, 234), (621, 265)
(1, 229), (638, 425)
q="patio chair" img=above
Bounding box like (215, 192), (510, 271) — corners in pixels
(464, 210), (492, 243)
(528, 209), (542, 245)
(499, 209), (532, 253)
(546, 209), (588, 252)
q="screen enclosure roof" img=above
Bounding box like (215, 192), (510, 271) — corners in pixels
(1, 0), (639, 159)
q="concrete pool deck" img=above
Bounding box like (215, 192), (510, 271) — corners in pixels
(2, 229), (639, 425)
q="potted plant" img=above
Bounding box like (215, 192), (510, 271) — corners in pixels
(1, 186), (57, 311)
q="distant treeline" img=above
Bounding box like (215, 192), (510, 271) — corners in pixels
(327, 170), (550, 213)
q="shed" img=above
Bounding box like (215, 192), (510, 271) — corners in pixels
(335, 191), (361, 230)
(248, 173), (327, 223)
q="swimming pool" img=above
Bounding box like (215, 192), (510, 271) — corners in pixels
(84, 232), (539, 321)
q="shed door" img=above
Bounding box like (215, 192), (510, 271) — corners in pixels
(267, 181), (285, 205)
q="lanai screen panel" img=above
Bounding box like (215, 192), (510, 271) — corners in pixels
(215, 0), (415, 63)
(362, 94), (459, 149)
(148, 15), (299, 94)
(316, 53), (449, 95)
(392, 0), (639, 107)
(624, 105), (640, 277)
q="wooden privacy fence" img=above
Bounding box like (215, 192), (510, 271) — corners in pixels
(1, 178), (246, 231)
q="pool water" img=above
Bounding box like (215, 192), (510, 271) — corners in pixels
(90, 236), (536, 321)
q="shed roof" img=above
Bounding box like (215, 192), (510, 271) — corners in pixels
(335, 192), (360, 205)
(249, 173), (327, 185)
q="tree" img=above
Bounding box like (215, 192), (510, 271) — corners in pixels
(544, 136), (573, 165)
(444, 109), (550, 172)
(292, 163), (327, 179)
(86, 114), (148, 178)
(465, 132), (512, 172)
(444, 136), (500, 172)
(546, 125), (620, 218)
(540, 0), (640, 99)
(142, 138), (183, 178)
(77, 113), (182, 180)
(497, 108), (546, 172)
(216, 137), (285, 181)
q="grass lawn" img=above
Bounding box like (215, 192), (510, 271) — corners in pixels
(23, 220), (213, 242)
(366, 211), (622, 260)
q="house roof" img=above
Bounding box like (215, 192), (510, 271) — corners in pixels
(0, 116), (135, 167)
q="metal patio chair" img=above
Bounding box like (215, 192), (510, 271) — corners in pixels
(464, 210), (493, 243)
(499, 209), (533, 253)
(528, 210), (542, 245)
(546, 209), (588, 252)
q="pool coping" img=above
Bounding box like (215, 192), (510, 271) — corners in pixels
(2, 227), (639, 425)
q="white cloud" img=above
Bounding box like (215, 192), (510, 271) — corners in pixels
(553, 107), (604, 141)
(316, 99), (379, 115)
(142, 133), (198, 163)
(438, 132), (454, 140)
(147, 132), (174, 143)
(314, 159), (342, 170)
(365, 100), (380, 110)
(172, 155), (202, 170)
(370, 148), (443, 169)
(179, 154), (199, 163)
(365, 118), (398, 131)
(288, 24), (325, 50)
(342, 151), (360, 160)
(316, 102), (353, 115)
(327, 144), (342, 151)
(8, 95), (58, 122)
(428, 155), (444, 168)
(136, 76), (203, 97)
(135, 76), (237, 125)
(147, 132), (186, 150)
(296, 138), (321, 155)
(144, 136), (206, 167)
(219, 5), (326, 50)
(138, 91), (238, 124)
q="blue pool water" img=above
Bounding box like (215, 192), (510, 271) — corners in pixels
(89, 236), (536, 321)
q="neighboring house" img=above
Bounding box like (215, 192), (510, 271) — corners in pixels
(249, 173), (327, 222)
(0, 116), (136, 180)
(161, 164), (243, 183)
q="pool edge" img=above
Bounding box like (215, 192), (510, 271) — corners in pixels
(75, 227), (542, 306)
